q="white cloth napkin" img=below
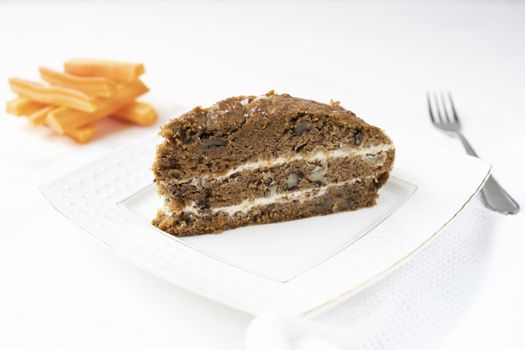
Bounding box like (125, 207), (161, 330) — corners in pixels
(246, 196), (496, 350)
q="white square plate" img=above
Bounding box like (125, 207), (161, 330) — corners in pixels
(41, 135), (490, 315)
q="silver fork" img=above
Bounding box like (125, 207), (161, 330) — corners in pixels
(427, 92), (520, 215)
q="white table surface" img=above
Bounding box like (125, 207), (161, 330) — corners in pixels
(0, 1), (524, 349)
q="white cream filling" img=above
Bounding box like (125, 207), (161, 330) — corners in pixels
(163, 175), (376, 217)
(171, 143), (393, 185)
(211, 177), (366, 216)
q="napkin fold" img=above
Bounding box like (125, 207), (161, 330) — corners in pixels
(246, 195), (496, 350)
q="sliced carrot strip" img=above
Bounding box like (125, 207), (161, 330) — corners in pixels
(64, 59), (145, 83)
(25, 105), (94, 143)
(29, 106), (57, 126)
(39, 67), (117, 98)
(47, 80), (149, 133)
(64, 124), (96, 144)
(112, 101), (158, 126)
(6, 98), (47, 116)
(9, 78), (97, 112)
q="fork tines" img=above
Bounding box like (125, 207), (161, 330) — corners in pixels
(426, 91), (460, 125)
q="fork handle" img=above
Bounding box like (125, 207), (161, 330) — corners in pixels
(457, 133), (479, 158)
(457, 133), (520, 215)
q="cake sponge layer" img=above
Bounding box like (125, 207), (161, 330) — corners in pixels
(153, 91), (392, 182)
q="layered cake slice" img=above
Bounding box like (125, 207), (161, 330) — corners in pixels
(152, 91), (395, 236)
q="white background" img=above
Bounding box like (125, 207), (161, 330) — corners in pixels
(0, 1), (524, 349)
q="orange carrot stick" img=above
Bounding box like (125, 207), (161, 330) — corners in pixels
(112, 101), (158, 126)
(65, 125), (96, 144)
(29, 106), (57, 126)
(64, 59), (145, 83)
(9, 78), (97, 112)
(27, 105), (95, 143)
(6, 98), (46, 116)
(46, 80), (149, 133)
(39, 67), (117, 98)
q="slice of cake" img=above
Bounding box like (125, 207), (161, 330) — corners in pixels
(152, 91), (395, 236)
